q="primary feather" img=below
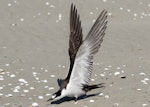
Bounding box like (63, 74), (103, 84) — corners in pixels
(67, 9), (108, 88)
(57, 4), (83, 89)
(67, 4), (83, 80)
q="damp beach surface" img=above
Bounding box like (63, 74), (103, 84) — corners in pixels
(0, 0), (150, 107)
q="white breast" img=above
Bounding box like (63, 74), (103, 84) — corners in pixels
(62, 83), (85, 98)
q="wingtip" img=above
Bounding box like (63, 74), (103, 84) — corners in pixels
(97, 83), (105, 88)
(71, 3), (73, 9)
(102, 9), (108, 14)
(71, 3), (76, 10)
(70, 3), (77, 18)
(100, 9), (108, 19)
(71, 3), (73, 6)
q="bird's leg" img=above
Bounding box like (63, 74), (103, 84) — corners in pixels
(74, 96), (78, 102)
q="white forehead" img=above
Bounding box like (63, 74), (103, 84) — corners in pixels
(52, 94), (56, 99)
(61, 89), (67, 96)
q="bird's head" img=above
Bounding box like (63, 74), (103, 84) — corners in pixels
(48, 89), (65, 101)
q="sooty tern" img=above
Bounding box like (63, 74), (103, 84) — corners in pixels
(48, 3), (108, 102)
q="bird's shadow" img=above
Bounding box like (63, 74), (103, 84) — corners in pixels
(48, 93), (100, 105)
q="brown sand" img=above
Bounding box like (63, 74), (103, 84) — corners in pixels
(0, 0), (150, 107)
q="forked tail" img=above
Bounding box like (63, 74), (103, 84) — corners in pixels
(83, 83), (105, 92)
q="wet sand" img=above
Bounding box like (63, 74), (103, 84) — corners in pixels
(0, 0), (150, 107)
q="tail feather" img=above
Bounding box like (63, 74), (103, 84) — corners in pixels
(83, 83), (105, 92)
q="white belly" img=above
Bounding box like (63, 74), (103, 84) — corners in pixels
(65, 84), (85, 98)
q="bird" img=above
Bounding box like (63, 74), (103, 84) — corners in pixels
(48, 3), (108, 102)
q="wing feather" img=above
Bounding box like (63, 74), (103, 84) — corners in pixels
(65, 4), (83, 80)
(68, 10), (108, 88)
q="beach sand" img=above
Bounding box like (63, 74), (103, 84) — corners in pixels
(0, 0), (150, 107)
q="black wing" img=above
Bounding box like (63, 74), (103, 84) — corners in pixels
(66, 4), (83, 80)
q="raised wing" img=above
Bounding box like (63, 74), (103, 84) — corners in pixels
(66, 4), (83, 80)
(68, 10), (108, 87)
